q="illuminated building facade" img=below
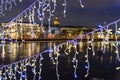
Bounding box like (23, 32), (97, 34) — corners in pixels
(1, 22), (44, 39)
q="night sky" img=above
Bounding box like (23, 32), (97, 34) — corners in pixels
(1, 0), (120, 27)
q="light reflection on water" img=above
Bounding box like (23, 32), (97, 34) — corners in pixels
(0, 41), (119, 65)
(0, 41), (62, 65)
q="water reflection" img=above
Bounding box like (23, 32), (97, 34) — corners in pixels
(0, 41), (62, 65)
(0, 41), (119, 65)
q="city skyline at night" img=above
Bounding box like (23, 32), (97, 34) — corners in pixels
(1, 0), (120, 27)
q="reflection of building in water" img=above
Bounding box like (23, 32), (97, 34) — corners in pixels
(1, 22), (44, 39)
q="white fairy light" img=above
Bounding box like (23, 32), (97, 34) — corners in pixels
(3, 0), (120, 79)
(52, 0), (57, 13)
(91, 32), (95, 56)
(105, 26), (110, 43)
(1, 0), (85, 43)
(0, 0), (5, 16)
(53, 44), (60, 80)
(29, 7), (35, 39)
(48, 0), (53, 30)
(37, 0), (46, 27)
(7, 66), (14, 80)
(62, 0), (67, 18)
(38, 54), (43, 80)
(19, 0), (22, 2)
(64, 41), (72, 55)
(37, 0), (42, 22)
(79, 0), (84, 8)
(18, 16), (24, 47)
(100, 28), (106, 53)
(114, 22), (120, 61)
(85, 34), (90, 78)
(72, 40), (79, 78)
(49, 44), (55, 64)
(64, 42), (69, 55)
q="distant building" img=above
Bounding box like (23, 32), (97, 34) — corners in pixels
(44, 17), (95, 39)
(1, 17), (97, 40)
(1, 22), (44, 39)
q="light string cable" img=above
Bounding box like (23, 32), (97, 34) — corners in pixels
(72, 39), (79, 79)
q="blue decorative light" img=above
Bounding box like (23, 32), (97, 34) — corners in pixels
(74, 74), (78, 78)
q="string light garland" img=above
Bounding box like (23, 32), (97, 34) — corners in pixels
(0, 18), (120, 79)
(71, 40), (79, 78)
(1, 0), (120, 79)
(0, 0), (84, 44)
(85, 34), (90, 78)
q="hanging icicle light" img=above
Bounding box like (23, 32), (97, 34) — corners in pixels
(62, 0), (67, 18)
(114, 22), (120, 61)
(0, 0), (18, 16)
(1, 0), (84, 44)
(91, 32), (95, 56)
(2, 0), (120, 79)
(84, 34), (90, 78)
(19, 0), (22, 2)
(79, 0), (84, 8)
(71, 40), (79, 78)
(53, 44), (60, 80)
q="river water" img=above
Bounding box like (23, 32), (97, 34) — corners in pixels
(0, 41), (120, 80)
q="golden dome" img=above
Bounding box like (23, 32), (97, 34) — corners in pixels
(53, 17), (60, 26)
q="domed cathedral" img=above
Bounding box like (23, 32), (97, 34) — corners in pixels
(53, 17), (60, 26)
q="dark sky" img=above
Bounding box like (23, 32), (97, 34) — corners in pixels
(1, 0), (120, 27)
